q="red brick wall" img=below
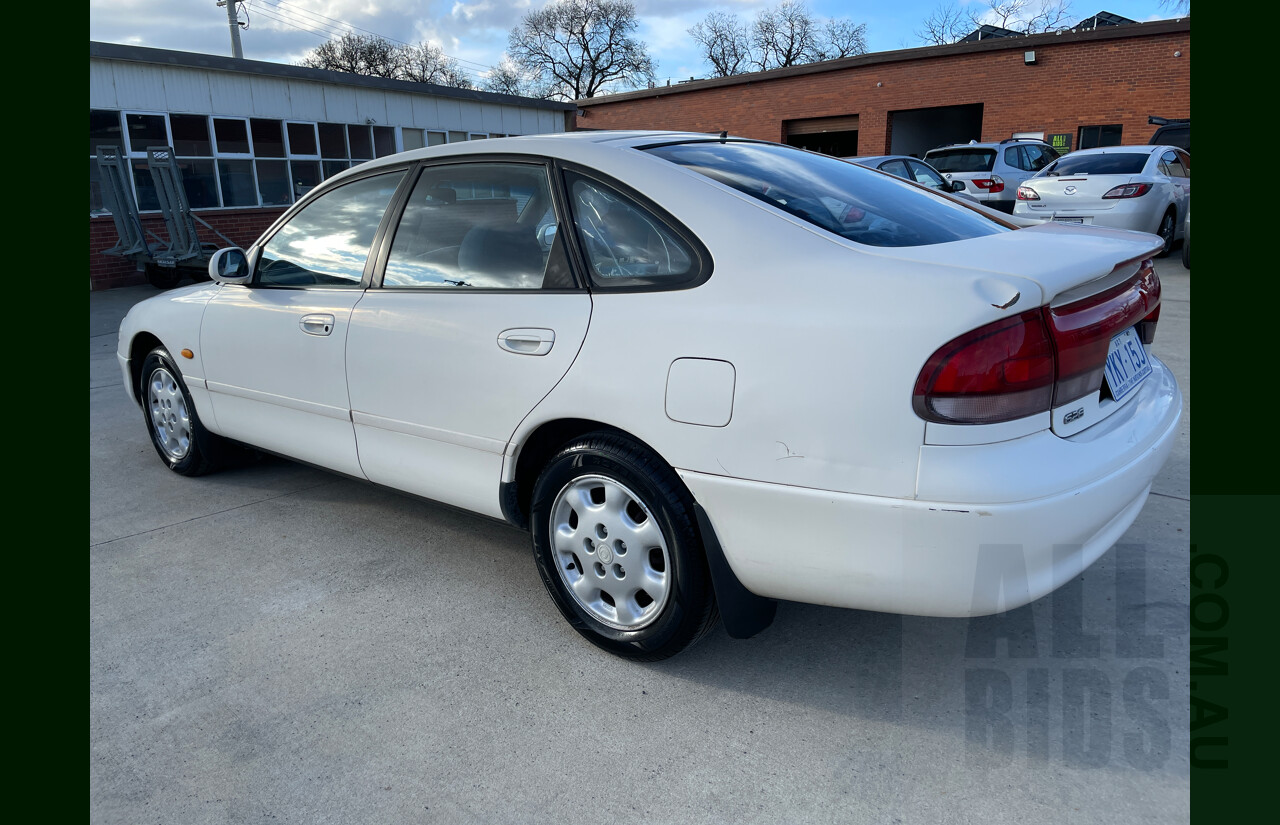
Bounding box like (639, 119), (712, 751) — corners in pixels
(89, 207), (286, 290)
(576, 29), (1190, 154)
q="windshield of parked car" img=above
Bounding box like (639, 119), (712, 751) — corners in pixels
(1043, 153), (1150, 176)
(644, 142), (1008, 248)
(924, 148), (996, 173)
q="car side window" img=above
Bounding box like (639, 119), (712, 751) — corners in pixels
(1175, 149), (1191, 174)
(566, 172), (697, 287)
(382, 163), (573, 289)
(1160, 150), (1187, 178)
(256, 170), (404, 288)
(878, 159), (910, 179)
(1024, 145), (1054, 171)
(1004, 146), (1029, 171)
(906, 160), (945, 188)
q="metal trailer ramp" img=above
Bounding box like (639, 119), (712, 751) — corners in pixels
(94, 145), (238, 289)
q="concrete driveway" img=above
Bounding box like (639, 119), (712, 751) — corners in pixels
(91, 257), (1190, 824)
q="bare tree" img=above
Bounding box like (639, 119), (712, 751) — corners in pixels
(1004, 0), (1074, 33)
(300, 33), (403, 78)
(483, 56), (554, 97)
(1158, 0), (1191, 14)
(820, 18), (869, 60)
(689, 2), (867, 77)
(917, 0), (1075, 44)
(689, 11), (753, 77)
(752, 0), (822, 69)
(507, 0), (656, 100)
(299, 33), (473, 88)
(400, 42), (472, 89)
(917, 3), (973, 45)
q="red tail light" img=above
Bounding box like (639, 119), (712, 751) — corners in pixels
(1102, 183), (1152, 199)
(913, 310), (1055, 424)
(1046, 259), (1161, 405)
(1017, 185), (1040, 200)
(915, 259), (1161, 424)
(972, 175), (1005, 193)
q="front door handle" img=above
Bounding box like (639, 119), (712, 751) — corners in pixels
(497, 328), (555, 356)
(299, 314), (335, 336)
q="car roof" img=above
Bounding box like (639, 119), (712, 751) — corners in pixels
(317, 130), (722, 185)
(848, 155), (919, 165)
(1057, 145), (1163, 157)
(927, 140), (1050, 151)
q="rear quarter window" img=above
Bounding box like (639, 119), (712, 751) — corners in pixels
(646, 141), (1009, 248)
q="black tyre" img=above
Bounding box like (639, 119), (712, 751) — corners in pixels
(144, 263), (184, 290)
(530, 432), (718, 660)
(1155, 210), (1176, 258)
(139, 348), (225, 476)
(1181, 234), (1190, 269)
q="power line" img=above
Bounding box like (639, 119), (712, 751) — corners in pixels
(249, 5), (341, 43)
(254, 0), (498, 74)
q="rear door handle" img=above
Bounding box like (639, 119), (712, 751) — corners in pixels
(497, 328), (555, 356)
(300, 314), (335, 336)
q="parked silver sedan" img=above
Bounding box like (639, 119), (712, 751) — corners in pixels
(849, 155), (979, 202)
(1013, 145), (1190, 256)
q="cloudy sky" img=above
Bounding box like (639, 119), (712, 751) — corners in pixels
(89, 0), (1179, 88)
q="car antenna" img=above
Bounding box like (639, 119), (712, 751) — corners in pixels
(719, 130), (727, 143)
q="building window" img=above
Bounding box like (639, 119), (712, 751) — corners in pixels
(170, 114), (213, 156)
(213, 118), (251, 154)
(1078, 124), (1122, 150)
(402, 129), (425, 151)
(347, 125), (374, 160)
(91, 109), (487, 215)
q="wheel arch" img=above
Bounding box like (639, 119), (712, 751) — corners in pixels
(126, 331), (164, 405)
(503, 418), (658, 531)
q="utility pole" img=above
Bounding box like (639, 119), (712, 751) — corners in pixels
(218, 1), (244, 59)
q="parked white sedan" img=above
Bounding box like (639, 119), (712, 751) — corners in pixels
(119, 132), (1181, 659)
(1013, 144), (1190, 256)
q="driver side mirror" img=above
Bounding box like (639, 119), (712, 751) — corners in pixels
(537, 224), (558, 248)
(208, 247), (251, 285)
(950, 180), (967, 193)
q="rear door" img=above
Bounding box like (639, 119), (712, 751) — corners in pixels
(345, 159), (591, 518)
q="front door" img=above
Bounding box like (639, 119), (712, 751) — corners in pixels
(201, 169), (408, 477)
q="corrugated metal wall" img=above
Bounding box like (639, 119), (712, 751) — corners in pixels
(90, 59), (565, 136)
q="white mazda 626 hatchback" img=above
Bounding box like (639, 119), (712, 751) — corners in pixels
(118, 132), (1181, 660)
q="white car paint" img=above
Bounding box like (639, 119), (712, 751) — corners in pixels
(1013, 144), (1190, 242)
(118, 131), (1181, 624)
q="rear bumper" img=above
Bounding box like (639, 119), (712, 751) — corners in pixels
(680, 356), (1181, 617)
(1013, 199), (1163, 233)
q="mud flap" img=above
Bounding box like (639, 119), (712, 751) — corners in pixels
(693, 503), (777, 639)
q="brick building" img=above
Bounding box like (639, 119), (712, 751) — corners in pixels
(574, 17), (1190, 160)
(89, 42), (575, 290)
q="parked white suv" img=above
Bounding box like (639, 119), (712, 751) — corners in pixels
(925, 139), (1059, 213)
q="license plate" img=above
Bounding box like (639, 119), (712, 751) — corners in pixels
(1103, 327), (1152, 402)
(1053, 217), (1084, 224)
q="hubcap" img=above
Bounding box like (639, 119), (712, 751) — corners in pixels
(548, 475), (671, 631)
(147, 366), (192, 461)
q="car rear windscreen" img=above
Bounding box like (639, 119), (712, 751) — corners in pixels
(644, 141), (1008, 248)
(1045, 153), (1150, 176)
(923, 149), (996, 173)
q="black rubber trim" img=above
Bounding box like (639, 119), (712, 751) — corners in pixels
(499, 480), (527, 531)
(693, 503), (776, 639)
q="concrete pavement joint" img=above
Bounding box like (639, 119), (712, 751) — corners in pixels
(89, 479), (342, 548)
